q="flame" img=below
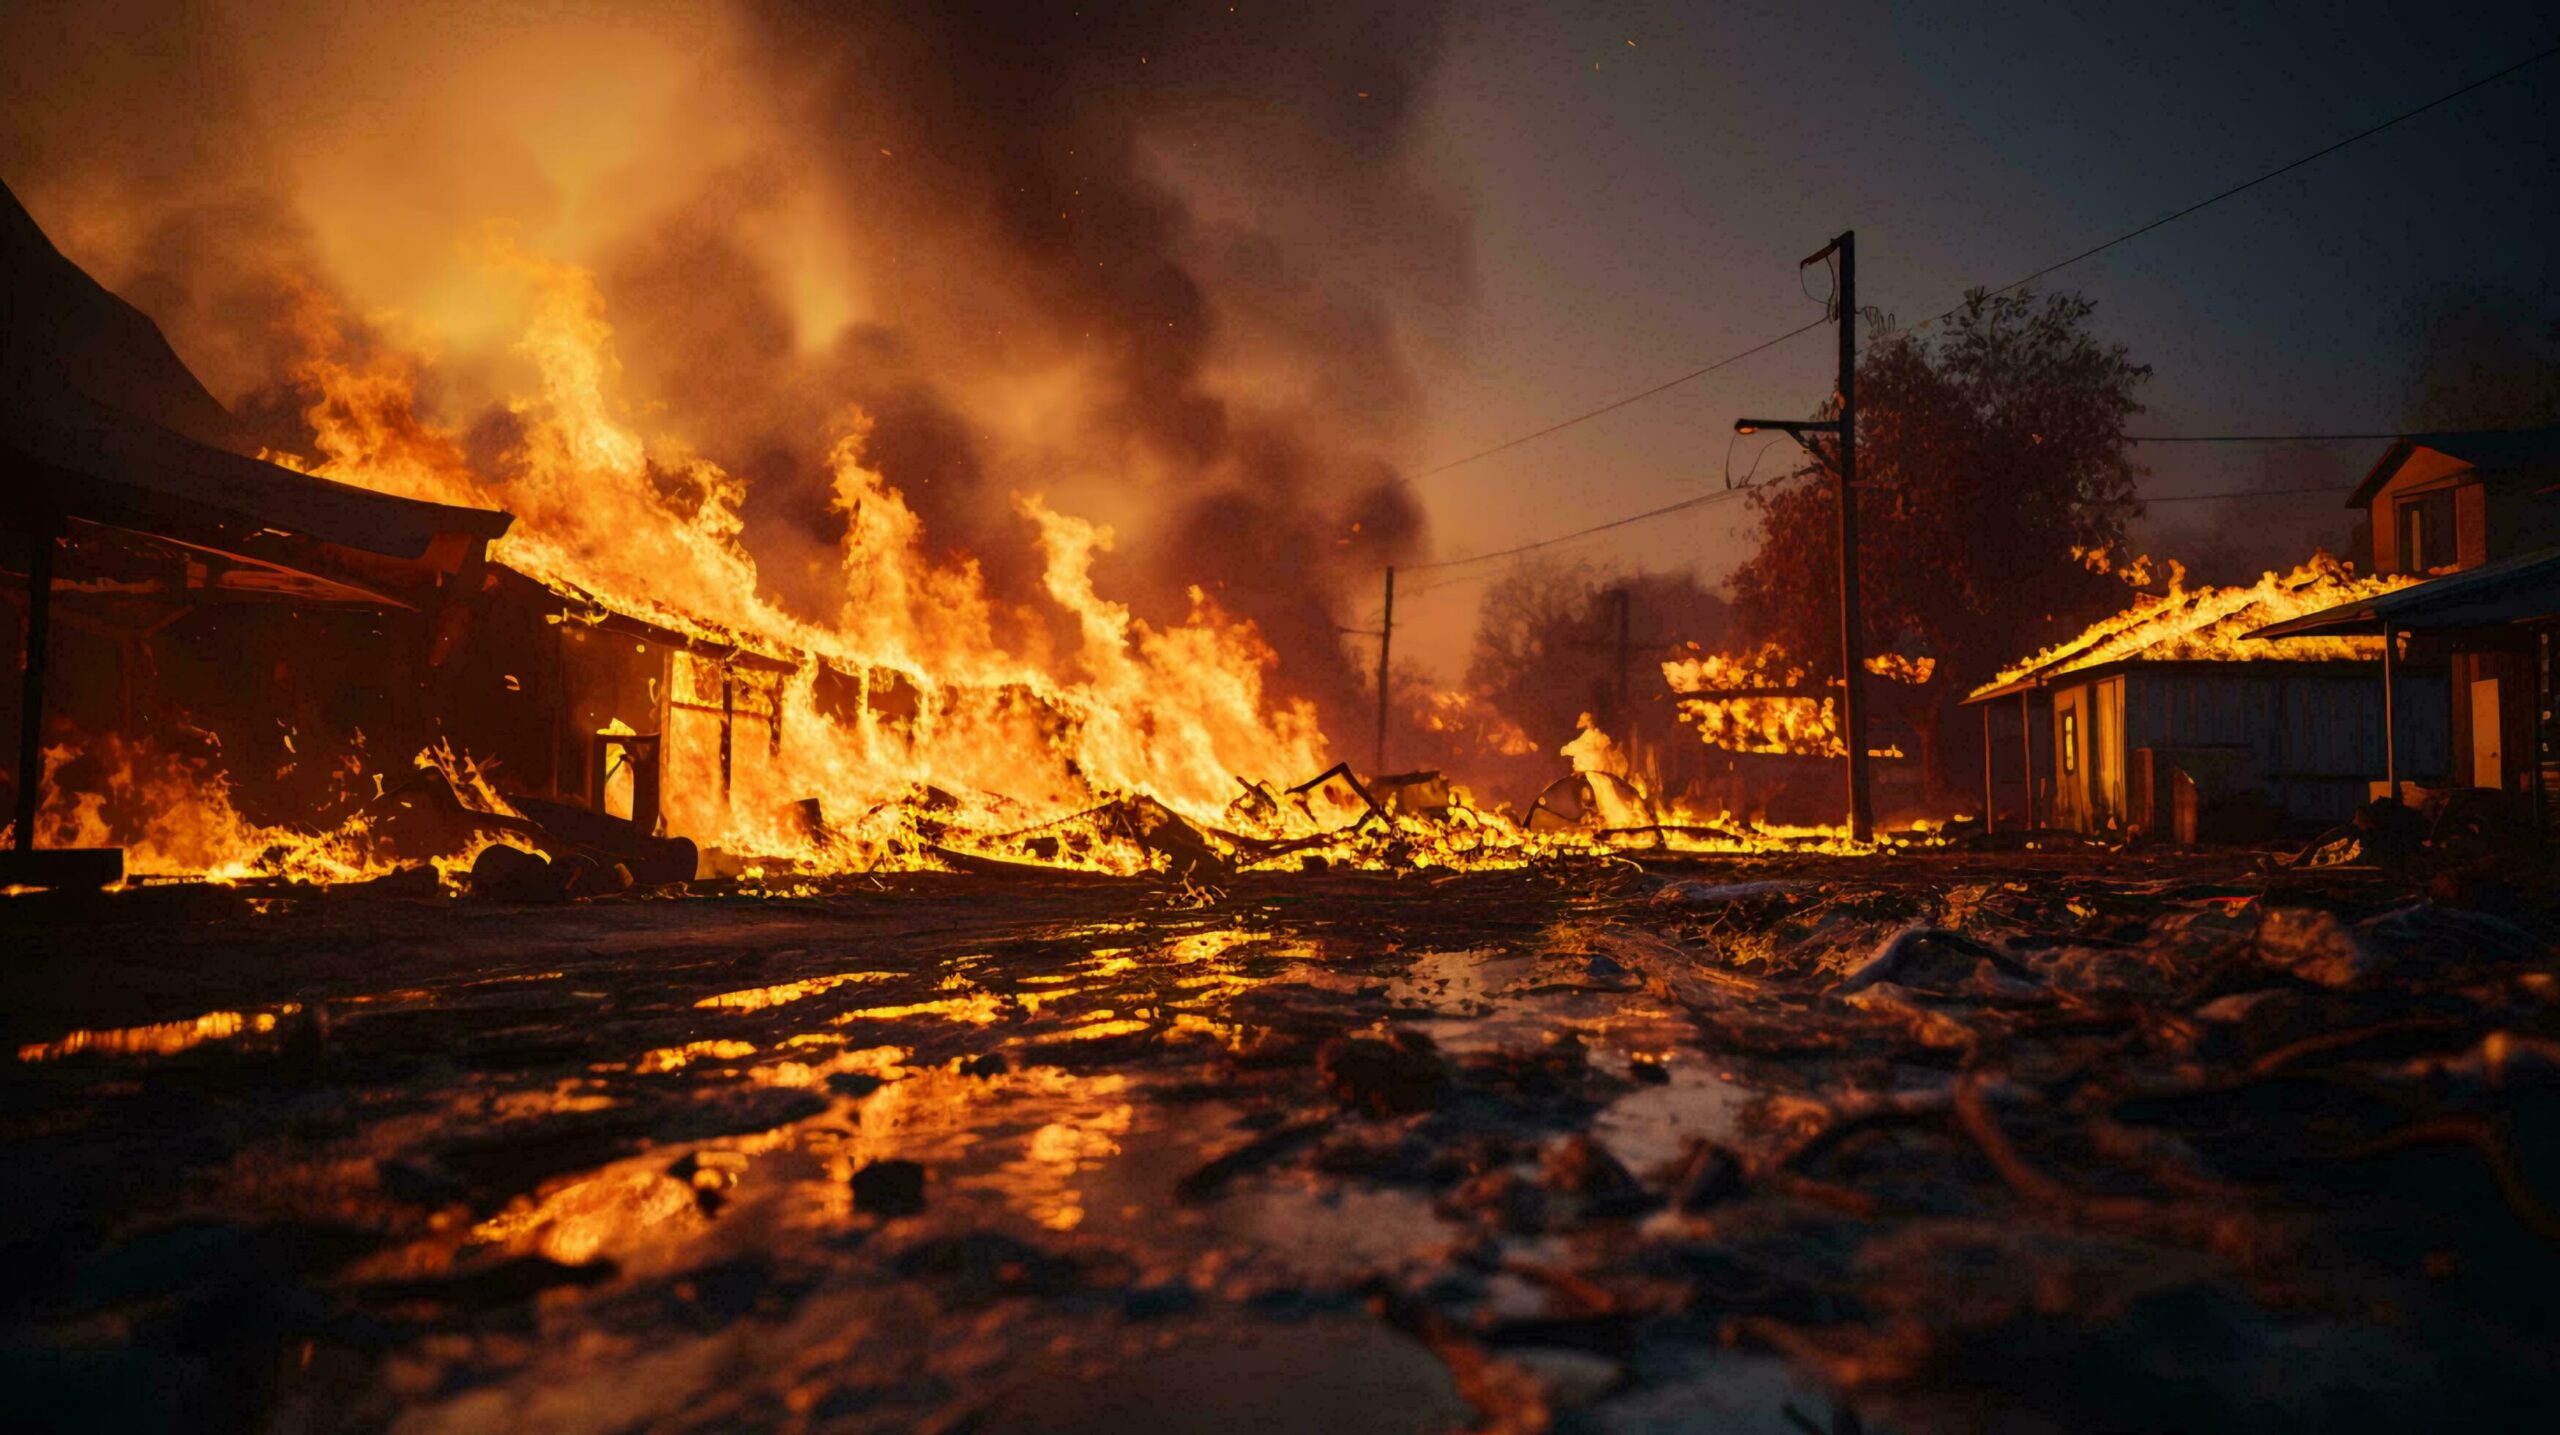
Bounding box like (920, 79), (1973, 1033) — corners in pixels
(1659, 644), (1915, 760)
(255, 251), (1337, 874)
(2, 734), (390, 884)
(24, 246), (1962, 882)
(2072, 544), (2184, 591)
(1416, 689), (1540, 759)
(1974, 553), (2415, 697)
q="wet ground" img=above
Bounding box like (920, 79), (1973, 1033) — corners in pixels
(4, 851), (2558, 1432)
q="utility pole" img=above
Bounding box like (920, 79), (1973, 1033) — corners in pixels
(1732, 229), (1873, 843)
(1374, 565), (1395, 777)
(1832, 231), (1873, 843)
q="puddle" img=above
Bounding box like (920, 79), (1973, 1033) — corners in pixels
(16, 1002), (303, 1062)
(693, 971), (898, 1012)
(1592, 1061), (1756, 1173)
(1382, 947), (1528, 1014)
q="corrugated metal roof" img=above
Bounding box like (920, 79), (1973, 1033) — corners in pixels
(4, 177), (512, 565)
(1963, 559), (2405, 704)
(2245, 545), (2560, 639)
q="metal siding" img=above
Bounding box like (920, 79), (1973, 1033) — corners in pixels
(2112, 667), (2452, 825)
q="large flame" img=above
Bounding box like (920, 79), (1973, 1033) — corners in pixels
(239, 253), (1338, 874)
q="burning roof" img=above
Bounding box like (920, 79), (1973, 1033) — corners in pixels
(3, 178), (511, 590)
(1964, 554), (2419, 703)
(2247, 544), (2560, 639)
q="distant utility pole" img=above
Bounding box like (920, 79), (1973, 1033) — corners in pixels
(1733, 230), (1873, 843)
(1374, 565), (1395, 776)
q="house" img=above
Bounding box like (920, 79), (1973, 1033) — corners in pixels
(2351, 429), (2560, 576)
(1962, 559), (2448, 841)
(4, 181), (516, 886)
(3, 178), (872, 882)
(2248, 545), (2559, 833)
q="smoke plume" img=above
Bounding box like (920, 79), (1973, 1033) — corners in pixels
(1, 0), (1471, 736)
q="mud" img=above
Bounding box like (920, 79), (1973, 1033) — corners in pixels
(3, 851), (2556, 1432)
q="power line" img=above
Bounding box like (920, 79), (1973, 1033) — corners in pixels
(2140, 483), (2346, 503)
(1407, 38), (2560, 481)
(1906, 38), (2560, 332)
(2130, 432), (2408, 443)
(1359, 474), (2334, 631)
(1373, 43), (2560, 604)
(2125, 428), (2553, 443)
(1412, 321), (1828, 480)
(1401, 484), (1763, 575)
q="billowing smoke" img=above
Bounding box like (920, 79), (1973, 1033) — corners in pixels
(1, 0), (1468, 740)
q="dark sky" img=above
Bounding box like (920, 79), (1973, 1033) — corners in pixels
(7, 0), (2553, 683)
(1392, 0), (2558, 666)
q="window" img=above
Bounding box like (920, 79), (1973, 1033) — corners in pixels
(2397, 490), (2457, 572)
(2060, 710), (2079, 775)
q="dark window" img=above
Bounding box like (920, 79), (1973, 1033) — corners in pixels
(2397, 490), (2458, 572)
(2060, 711), (2079, 775)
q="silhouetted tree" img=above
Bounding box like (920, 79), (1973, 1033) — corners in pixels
(1727, 288), (2149, 801)
(2403, 287), (2560, 431)
(1437, 561), (1731, 803)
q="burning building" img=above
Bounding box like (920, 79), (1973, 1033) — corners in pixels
(2250, 543), (2560, 832)
(2, 177), (1623, 887)
(1962, 556), (2450, 841)
(0, 181), (1114, 886)
(3, 182), (518, 887)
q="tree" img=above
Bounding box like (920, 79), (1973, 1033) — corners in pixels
(2403, 287), (2560, 431)
(1449, 561), (1732, 804)
(1726, 288), (2150, 803)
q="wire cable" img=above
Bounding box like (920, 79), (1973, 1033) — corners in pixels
(1412, 320), (1828, 480)
(1408, 38), (2560, 480)
(1902, 38), (2560, 332)
(2123, 429), (2550, 443)
(2139, 483), (2350, 503)
(1402, 483), (1768, 576)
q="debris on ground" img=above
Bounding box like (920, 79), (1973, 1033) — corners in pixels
(4, 844), (2555, 1432)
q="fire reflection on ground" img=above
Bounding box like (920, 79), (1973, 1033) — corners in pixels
(8, 853), (2552, 1432)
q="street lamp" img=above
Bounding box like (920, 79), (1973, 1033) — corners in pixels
(1732, 418), (1842, 476)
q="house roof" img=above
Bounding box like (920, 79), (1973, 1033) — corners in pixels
(2244, 545), (2560, 640)
(1963, 558), (2412, 705)
(5, 391), (513, 563)
(3, 177), (511, 567)
(2346, 429), (2560, 508)
(490, 564), (801, 673)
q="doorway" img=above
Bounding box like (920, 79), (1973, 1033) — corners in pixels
(2470, 677), (2504, 789)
